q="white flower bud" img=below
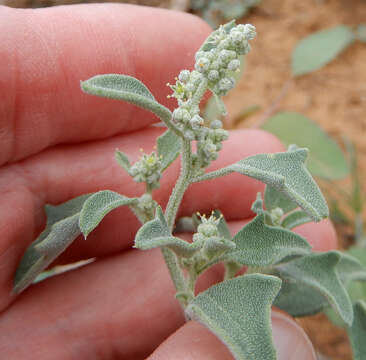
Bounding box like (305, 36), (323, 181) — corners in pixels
(218, 49), (236, 63)
(198, 223), (218, 237)
(210, 119), (223, 129)
(210, 60), (221, 70)
(190, 115), (204, 130)
(173, 108), (191, 123)
(178, 70), (190, 83)
(218, 77), (235, 92)
(195, 57), (211, 73)
(228, 59), (241, 71)
(243, 24), (256, 40)
(208, 70), (219, 81)
(229, 30), (245, 46)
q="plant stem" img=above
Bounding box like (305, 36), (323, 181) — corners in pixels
(165, 139), (192, 231)
(192, 166), (233, 183)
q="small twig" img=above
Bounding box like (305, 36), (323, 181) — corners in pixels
(252, 78), (294, 128)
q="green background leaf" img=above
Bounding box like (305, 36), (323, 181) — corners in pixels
(79, 190), (137, 238)
(186, 274), (282, 360)
(292, 25), (355, 76)
(262, 112), (349, 180)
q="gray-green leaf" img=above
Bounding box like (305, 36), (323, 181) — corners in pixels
(262, 112), (349, 179)
(276, 251), (353, 325)
(81, 74), (172, 121)
(273, 277), (328, 317)
(135, 207), (202, 257)
(157, 130), (181, 171)
(228, 213), (311, 266)
(13, 194), (92, 294)
(79, 190), (138, 238)
(347, 301), (366, 360)
(292, 25), (355, 76)
(229, 147), (329, 221)
(281, 210), (312, 230)
(186, 274), (282, 360)
(264, 185), (297, 214)
(115, 150), (131, 172)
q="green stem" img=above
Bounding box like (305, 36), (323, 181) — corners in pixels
(161, 247), (187, 307)
(192, 166), (233, 183)
(165, 139), (192, 231)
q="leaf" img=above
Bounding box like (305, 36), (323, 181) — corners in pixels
(213, 210), (232, 240)
(115, 150), (130, 172)
(276, 251), (353, 325)
(264, 185), (297, 214)
(204, 95), (224, 123)
(336, 252), (366, 284)
(273, 277), (328, 317)
(13, 194), (92, 294)
(228, 147), (329, 221)
(262, 112), (349, 180)
(292, 25), (355, 76)
(347, 301), (366, 360)
(186, 274), (282, 360)
(281, 210), (312, 229)
(79, 190), (138, 238)
(134, 207), (202, 257)
(81, 74), (172, 121)
(157, 130), (181, 171)
(228, 214), (311, 266)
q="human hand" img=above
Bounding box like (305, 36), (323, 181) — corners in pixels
(0, 4), (337, 359)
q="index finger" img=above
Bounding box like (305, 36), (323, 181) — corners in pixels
(0, 4), (210, 165)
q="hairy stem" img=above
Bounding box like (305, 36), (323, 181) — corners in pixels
(165, 139), (192, 230)
(192, 166), (233, 183)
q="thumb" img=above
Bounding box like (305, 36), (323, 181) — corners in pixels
(148, 311), (316, 360)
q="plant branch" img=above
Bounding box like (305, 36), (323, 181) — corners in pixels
(192, 166), (234, 183)
(165, 139), (192, 230)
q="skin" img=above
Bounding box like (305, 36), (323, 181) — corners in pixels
(0, 4), (337, 359)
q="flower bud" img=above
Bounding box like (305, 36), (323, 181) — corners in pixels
(208, 70), (220, 81)
(178, 70), (190, 83)
(195, 57), (211, 73)
(228, 59), (241, 71)
(210, 119), (223, 129)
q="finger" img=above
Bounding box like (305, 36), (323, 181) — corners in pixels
(0, 4), (210, 165)
(0, 249), (183, 360)
(148, 314), (316, 360)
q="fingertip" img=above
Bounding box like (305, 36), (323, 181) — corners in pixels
(272, 311), (316, 360)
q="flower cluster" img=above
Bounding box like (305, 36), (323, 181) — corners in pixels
(197, 119), (228, 168)
(195, 23), (256, 96)
(128, 152), (162, 189)
(192, 213), (235, 260)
